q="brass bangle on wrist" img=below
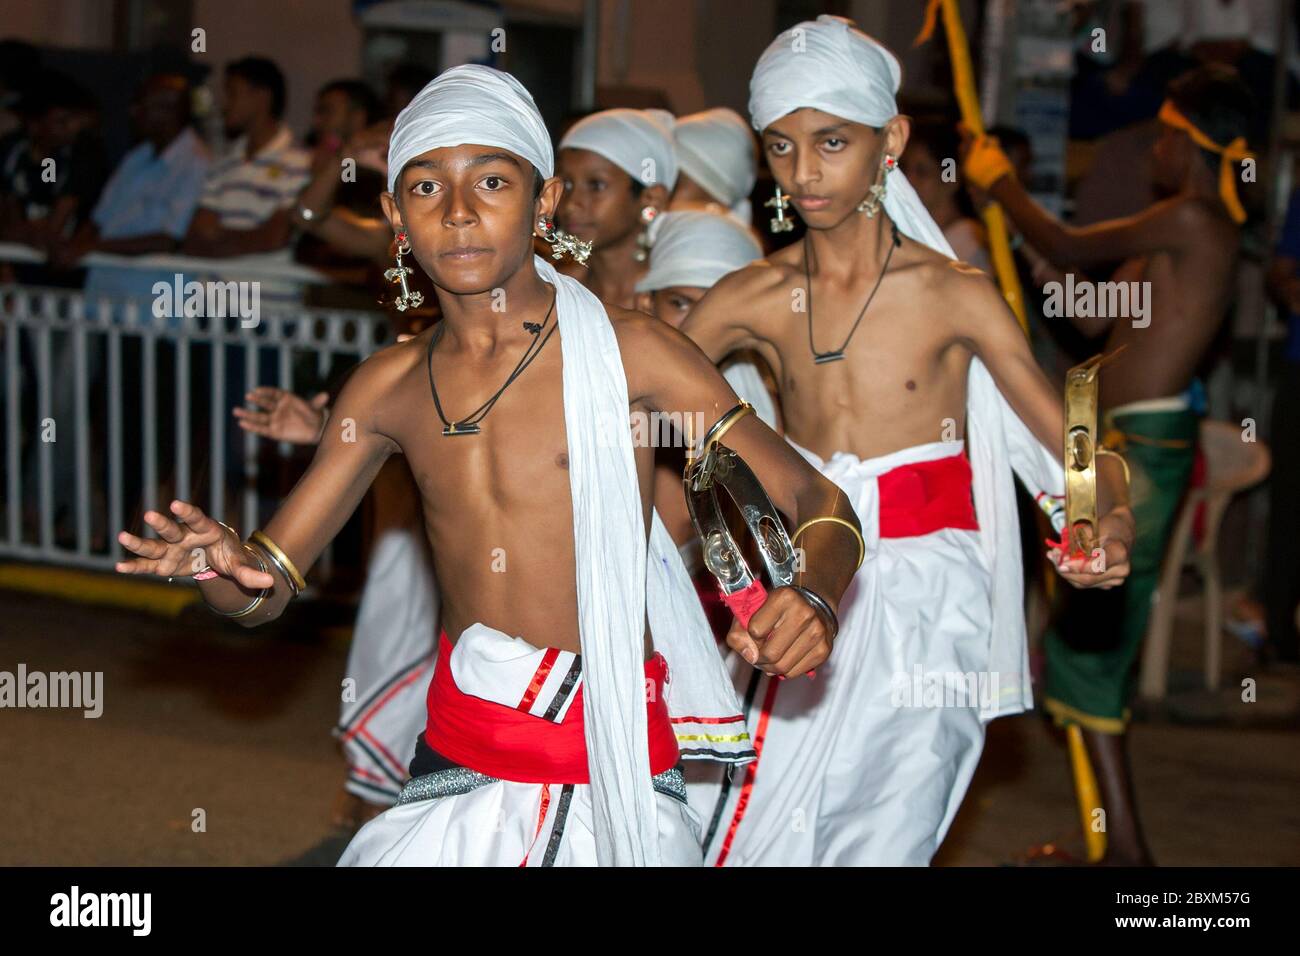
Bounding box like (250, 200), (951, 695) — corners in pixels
(791, 515), (865, 571)
(249, 530), (306, 595)
(1097, 448), (1131, 491)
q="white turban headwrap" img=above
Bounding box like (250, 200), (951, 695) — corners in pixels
(636, 211), (777, 431)
(673, 107), (757, 217)
(559, 108), (678, 190)
(748, 15), (953, 257)
(634, 210), (761, 293)
(386, 64), (554, 194)
(747, 15), (1068, 717)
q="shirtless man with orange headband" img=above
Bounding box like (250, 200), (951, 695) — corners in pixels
(963, 64), (1256, 865)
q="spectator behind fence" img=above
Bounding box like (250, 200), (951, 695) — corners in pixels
(0, 71), (105, 255)
(295, 78), (385, 281)
(182, 56), (309, 259)
(49, 74), (210, 301)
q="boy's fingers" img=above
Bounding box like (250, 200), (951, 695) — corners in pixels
(725, 619), (760, 665)
(143, 510), (184, 544)
(115, 557), (158, 575)
(755, 604), (814, 665)
(786, 646), (825, 679)
(117, 530), (168, 563)
(169, 499), (205, 524)
(770, 629), (818, 675)
(233, 408), (270, 428)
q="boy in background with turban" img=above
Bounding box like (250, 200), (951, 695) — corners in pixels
(556, 108), (677, 307)
(681, 16), (1134, 866)
(670, 107), (758, 232)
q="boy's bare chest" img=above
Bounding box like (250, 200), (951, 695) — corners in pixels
(388, 352), (573, 517)
(756, 276), (957, 393)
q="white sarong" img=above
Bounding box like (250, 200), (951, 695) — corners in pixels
(335, 526), (438, 805)
(688, 441), (991, 866)
(339, 623), (702, 867)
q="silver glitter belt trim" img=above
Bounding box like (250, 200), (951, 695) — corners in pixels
(396, 765), (688, 806)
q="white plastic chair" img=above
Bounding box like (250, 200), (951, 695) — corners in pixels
(1139, 421), (1271, 700)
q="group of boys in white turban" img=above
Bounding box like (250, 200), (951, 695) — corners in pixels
(342, 14), (1066, 867)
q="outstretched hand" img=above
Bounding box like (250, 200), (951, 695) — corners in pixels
(233, 387), (329, 445)
(115, 499), (275, 591)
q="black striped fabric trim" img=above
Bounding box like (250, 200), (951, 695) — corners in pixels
(540, 656), (583, 722)
(334, 650), (435, 735)
(701, 668), (765, 855)
(678, 747), (758, 761)
(351, 736), (406, 787)
(540, 785), (576, 867)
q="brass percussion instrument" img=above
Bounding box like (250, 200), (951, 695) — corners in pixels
(1062, 348), (1127, 558)
(683, 402), (797, 626)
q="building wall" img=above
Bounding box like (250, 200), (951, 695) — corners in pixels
(1, 0), (115, 49)
(190, 0), (364, 140)
(3, 0), (956, 134)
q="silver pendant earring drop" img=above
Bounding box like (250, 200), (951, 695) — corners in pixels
(766, 183), (794, 233)
(384, 232), (425, 312)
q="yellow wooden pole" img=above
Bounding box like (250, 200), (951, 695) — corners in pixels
(920, 0), (1102, 862)
(1067, 724), (1107, 862)
(923, 0), (1028, 334)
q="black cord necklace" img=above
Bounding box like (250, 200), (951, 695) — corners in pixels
(805, 220), (901, 364)
(426, 289), (558, 436)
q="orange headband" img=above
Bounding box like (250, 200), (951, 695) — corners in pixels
(1157, 100), (1255, 225)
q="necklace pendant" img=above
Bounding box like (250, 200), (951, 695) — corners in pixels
(443, 421), (481, 437)
(813, 351), (845, 365)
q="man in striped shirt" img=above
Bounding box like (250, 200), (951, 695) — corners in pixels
(183, 57), (309, 258)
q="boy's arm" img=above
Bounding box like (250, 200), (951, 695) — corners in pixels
(116, 353), (399, 623)
(949, 268), (1134, 587)
(618, 311), (860, 677)
(962, 136), (1197, 269)
(677, 265), (767, 365)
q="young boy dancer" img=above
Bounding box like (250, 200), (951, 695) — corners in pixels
(680, 16), (1135, 866)
(115, 65), (861, 867)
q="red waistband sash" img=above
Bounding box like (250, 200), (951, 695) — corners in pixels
(877, 452), (978, 539)
(424, 633), (680, 785)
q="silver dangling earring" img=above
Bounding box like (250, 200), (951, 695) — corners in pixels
(857, 153), (897, 218)
(384, 232), (425, 312)
(634, 205), (658, 263)
(765, 183), (794, 233)
(535, 215), (592, 266)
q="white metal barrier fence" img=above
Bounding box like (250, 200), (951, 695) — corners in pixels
(1, 282), (390, 574)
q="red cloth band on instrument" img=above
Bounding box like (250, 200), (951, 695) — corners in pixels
(720, 580), (768, 629)
(877, 452), (978, 539)
(423, 633), (679, 785)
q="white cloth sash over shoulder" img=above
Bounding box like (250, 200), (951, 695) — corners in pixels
(540, 254), (749, 866)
